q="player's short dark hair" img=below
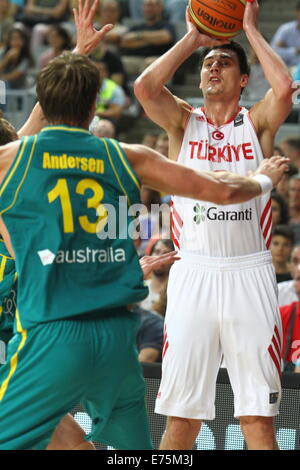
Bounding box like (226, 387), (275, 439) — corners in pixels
(272, 224), (295, 245)
(0, 112), (18, 145)
(199, 41), (251, 76)
(36, 52), (100, 127)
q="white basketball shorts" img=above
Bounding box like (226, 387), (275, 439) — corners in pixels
(155, 251), (282, 420)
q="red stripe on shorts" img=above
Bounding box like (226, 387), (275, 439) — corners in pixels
(268, 344), (281, 377)
(274, 325), (281, 349)
(162, 340), (169, 359)
(272, 335), (281, 363)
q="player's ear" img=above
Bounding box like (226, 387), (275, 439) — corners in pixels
(240, 74), (249, 88)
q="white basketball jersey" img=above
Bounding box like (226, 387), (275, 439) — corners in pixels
(171, 107), (272, 257)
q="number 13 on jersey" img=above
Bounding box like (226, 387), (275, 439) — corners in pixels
(48, 178), (108, 234)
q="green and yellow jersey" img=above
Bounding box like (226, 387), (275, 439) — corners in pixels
(0, 239), (16, 364)
(0, 126), (148, 330)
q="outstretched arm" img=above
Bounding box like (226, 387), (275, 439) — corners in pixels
(17, 0), (113, 139)
(17, 103), (47, 138)
(122, 143), (289, 205)
(73, 0), (114, 55)
(244, 1), (294, 139)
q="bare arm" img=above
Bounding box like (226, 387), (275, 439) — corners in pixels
(138, 348), (160, 363)
(134, 9), (229, 136)
(244, 1), (294, 146)
(17, 0), (113, 139)
(17, 103), (47, 138)
(122, 143), (289, 205)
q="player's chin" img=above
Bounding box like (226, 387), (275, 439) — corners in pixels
(206, 87), (223, 96)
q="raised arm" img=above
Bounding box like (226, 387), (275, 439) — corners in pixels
(18, 0), (114, 139)
(122, 143), (289, 205)
(244, 1), (295, 144)
(134, 8), (229, 140)
(17, 102), (47, 138)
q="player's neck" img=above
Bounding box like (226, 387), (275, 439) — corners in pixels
(49, 120), (90, 130)
(202, 99), (241, 128)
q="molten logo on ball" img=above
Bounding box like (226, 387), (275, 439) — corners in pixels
(189, 0), (246, 39)
(197, 8), (236, 31)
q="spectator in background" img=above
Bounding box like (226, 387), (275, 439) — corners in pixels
(155, 132), (172, 206)
(271, 191), (289, 228)
(276, 162), (298, 202)
(280, 138), (300, 169)
(164, 0), (186, 22)
(9, 0), (25, 18)
(270, 225), (294, 283)
(120, 0), (176, 76)
(142, 131), (158, 149)
(21, 0), (69, 26)
(152, 279), (167, 317)
(243, 45), (269, 101)
(0, 24), (33, 89)
(288, 174), (300, 224)
(280, 265), (300, 372)
(89, 116), (116, 138)
(92, 59), (127, 125)
(137, 186), (164, 255)
(294, 61), (300, 81)
(278, 244), (300, 307)
(0, 0), (14, 51)
(273, 146), (283, 156)
(39, 23), (72, 68)
(140, 238), (174, 311)
(155, 131), (169, 157)
(134, 305), (164, 363)
(271, 1), (300, 69)
(20, 0), (69, 58)
(90, 42), (131, 100)
(99, 0), (127, 54)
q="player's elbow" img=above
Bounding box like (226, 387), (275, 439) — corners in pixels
(276, 77), (294, 100)
(134, 74), (155, 101)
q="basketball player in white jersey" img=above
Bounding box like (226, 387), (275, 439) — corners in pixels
(134, 0), (296, 450)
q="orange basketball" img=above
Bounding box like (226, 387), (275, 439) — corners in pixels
(188, 0), (246, 39)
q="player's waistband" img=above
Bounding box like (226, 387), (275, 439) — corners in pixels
(178, 250), (272, 271)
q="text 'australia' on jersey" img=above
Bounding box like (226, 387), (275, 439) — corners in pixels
(0, 127), (148, 329)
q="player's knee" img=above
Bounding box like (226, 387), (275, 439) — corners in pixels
(240, 416), (274, 434)
(166, 416), (201, 440)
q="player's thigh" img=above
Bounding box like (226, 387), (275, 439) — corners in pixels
(221, 265), (282, 417)
(0, 320), (94, 449)
(82, 313), (152, 450)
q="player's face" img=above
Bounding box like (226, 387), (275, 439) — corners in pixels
(200, 50), (248, 98)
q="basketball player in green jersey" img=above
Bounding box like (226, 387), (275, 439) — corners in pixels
(0, 0), (289, 450)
